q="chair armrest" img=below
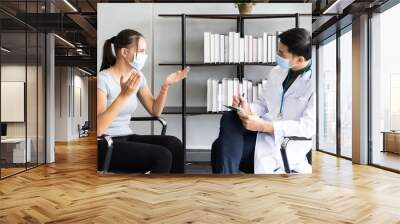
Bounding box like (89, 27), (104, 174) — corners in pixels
(280, 136), (312, 173)
(130, 117), (167, 136)
(98, 135), (114, 173)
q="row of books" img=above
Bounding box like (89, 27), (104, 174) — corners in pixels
(203, 32), (278, 64)
(206, 78), (268, 113)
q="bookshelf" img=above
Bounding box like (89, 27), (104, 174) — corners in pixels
(158, 13), (300, 167)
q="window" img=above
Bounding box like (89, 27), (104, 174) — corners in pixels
(370, 3), (400, 171)
(317, 36), (337, 154)
(339, 28), (352, 158)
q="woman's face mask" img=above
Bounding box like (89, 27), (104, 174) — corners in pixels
(131, 52), (148, 71)
(124, 38), (147, 71)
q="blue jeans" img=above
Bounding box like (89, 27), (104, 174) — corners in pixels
(211, 111), (257, 174)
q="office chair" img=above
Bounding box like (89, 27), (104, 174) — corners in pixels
(78, 121), (90, 138)
(97, 117), (167, 174)
(280, 136), (312, 174)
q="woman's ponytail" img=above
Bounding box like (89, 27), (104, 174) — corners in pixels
(100, 36), (116, 71)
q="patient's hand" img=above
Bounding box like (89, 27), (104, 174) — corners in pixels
(164, 66), (191, 86)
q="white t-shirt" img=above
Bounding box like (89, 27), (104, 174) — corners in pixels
(97, 70), (146, 136)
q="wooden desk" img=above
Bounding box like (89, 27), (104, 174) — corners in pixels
(381, 131), (400, 154)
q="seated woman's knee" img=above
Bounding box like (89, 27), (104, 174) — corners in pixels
(152, 145), (172, 165)
(162, 135), (183, 152)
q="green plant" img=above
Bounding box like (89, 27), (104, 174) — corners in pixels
(234, 1), (256, 8)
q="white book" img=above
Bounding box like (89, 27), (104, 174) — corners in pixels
(271, 35), (277, 62)
(249, 36), (253, 63)
(212, 79), (218, 112)
(253, 38), (257, 63)
(207, 78), (212, 112)
(242, 79), (248, 100)
(215, 34), (220, 63)
(239, 38), (244, 63)
(267, 34), (272, 63)
(257, 38), (263, 63)
(218, 82), (223, 112)
(224, 35), (229, 63)
(239, 82), (243, 97)
(253, 85), (258, 102)
(234, 33), (240, 63)
(222, 78), (229, 111)
(263, 33), (268, 63)
(210, 34), (215, 63)
(257, 82), (263, 98)
(247, 80), (253, 103)
(229, 32), (234, 63)
(233, 78), (239, 96)
(204, 32), (211, 63)
(227, 79), (233, 107)
(244, 35), (249, 63)
(262, 79), (268, 90)
(220, 35), (225, 63)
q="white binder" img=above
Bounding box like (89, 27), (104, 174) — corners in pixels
(234, 33), (240, 63)
(220, 34), (225, 63)
(257, 38), (263, 63)
(263, 33), (268, 63)
(227, 79), (234, 107)
(207, 78), (212, 112)
(239, 38), (244, 63)
(204, 32), (211, 63)
(215, 34), (220, 63)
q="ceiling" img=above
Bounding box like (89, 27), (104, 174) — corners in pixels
(0, 0), (395, 72)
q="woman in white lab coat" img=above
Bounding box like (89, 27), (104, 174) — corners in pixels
(211, 28), (315, 174)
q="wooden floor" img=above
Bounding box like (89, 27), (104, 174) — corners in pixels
(1, 137), (400, 223)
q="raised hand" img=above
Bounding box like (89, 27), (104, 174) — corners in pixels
(119, 69), (141, 98)
(164, 67), (191, 86)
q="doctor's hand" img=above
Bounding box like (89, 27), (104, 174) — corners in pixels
(238, 112), (274, 133)
(163, 67), (191, 87)
(232, 95), (251, 113)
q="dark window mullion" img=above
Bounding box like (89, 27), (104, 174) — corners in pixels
(336, 28), (341, 157)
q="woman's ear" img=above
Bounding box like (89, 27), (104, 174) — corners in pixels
(120, 48), (128, 58)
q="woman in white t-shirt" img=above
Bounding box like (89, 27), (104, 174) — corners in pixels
(97, 29), (190, 174)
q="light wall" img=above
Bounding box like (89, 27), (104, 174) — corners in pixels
(54, 67), (89, 141)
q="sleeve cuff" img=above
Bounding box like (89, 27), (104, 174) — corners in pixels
(272, 121), (285, 146)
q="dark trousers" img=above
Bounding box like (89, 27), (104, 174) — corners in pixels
(211, 111), (257, 174)
(98, 134), (184, 174)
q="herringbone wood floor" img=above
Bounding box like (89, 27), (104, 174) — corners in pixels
(1, 136), (400, 224)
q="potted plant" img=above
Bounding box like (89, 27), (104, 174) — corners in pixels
(235, 1), (256, 15)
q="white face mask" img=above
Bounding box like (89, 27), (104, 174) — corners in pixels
(130, 52), (148, 71)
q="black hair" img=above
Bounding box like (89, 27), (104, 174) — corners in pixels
(100, 29), (144, 71)
(278, 28), (311, 60)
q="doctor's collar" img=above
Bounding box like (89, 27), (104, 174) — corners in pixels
(295, 62), (312, 80)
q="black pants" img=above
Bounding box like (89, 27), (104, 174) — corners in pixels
(211, 111), (257, 174)
(98, 134), (184, 174)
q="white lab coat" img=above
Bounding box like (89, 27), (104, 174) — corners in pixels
(250, 66), (316, 174)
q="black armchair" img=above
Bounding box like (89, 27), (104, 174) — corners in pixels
(97, 117), (167, 174)
(280, 136), (312, 174)
(78, 121), (90, 138)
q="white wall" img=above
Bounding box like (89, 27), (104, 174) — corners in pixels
(97, 3), (312, 158)
(55, 67), (89, 141)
